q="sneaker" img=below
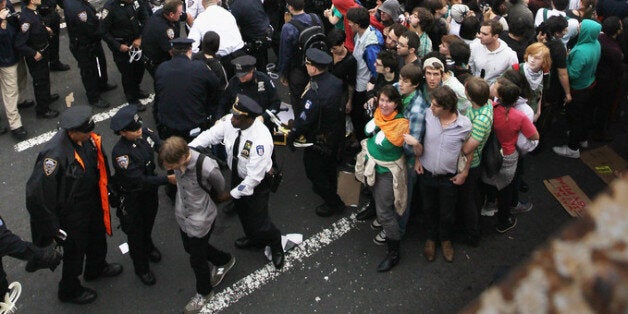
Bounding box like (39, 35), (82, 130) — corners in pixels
(510, 200), (533, 214)
(184, 292), (213, 314)
(210, 255), (236, 287)
(481, 201), (497, 217)
(552, 145), (580, 158)
(579, 141), (589, 149)
(370, 218), (382, 230)
(373, 230), (387, 245)
(495, 216), (517, 233)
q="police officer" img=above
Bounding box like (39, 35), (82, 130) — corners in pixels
(153, 37), (218, 142)
(229, 0), (272, 71)
(190, 94), (285, 269)
(25, 105), (123, 304)
(14, 0), (60, 119)
(287, 48), (346, 217)
(140, 0), (184, 77)
(38, 0), (70, 71)
(0, 214), (62, 311)
(227, 55), (280, 132)
(63, 0), (117, 109)
(100, 0), (150, 110)
(110, 105), (173, 286)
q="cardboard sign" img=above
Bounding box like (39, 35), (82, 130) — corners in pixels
(543, 176), (591, 217)
(580, 146), (627, 184)
(337, 171), (361, 207)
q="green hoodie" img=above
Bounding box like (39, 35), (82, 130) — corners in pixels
(567, 19), (602, 90)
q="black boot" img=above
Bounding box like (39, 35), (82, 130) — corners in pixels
(376, 240), (400, 272)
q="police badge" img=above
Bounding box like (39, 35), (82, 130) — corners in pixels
(256, 145), (264, 156)
(166, 28), (175, 40)
(43, 158), (58, 176)
(116, 155), (130, 169)
(21, 23), (30, 33)
(78, 11), (88, 22)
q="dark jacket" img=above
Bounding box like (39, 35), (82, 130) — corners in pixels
(14, 7), (49, 59)
(99, 0), (148, 51)
(141, 9), (179, 66)
(62, 0), (102, 44)
(596, 32), (623, 89)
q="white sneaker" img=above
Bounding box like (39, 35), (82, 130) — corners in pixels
(553, 145), (580, 158)
(481, 201), (497, 217)
(0, 282), (21, 314)
(373, 230), (387, 245)
(184, 291), (213, 314)
(210, 255), (236, 287)
(370, 218), (382, 230)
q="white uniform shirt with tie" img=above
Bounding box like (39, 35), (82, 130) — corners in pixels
(189, 115), (273, 199)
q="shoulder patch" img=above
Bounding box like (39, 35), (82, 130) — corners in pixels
(43, 158), (58, 176)
(100, 9), (109, 20)
(116, 155), (130, 169)
(21, 23), (30, 33)
(166, 28), (175, 40)
(256, 145), (264, 156)
(78, 11), (88, 22)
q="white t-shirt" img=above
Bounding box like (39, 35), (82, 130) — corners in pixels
(188, 5), (244, 55)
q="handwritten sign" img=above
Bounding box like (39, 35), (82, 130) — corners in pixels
(543, 176), (591, 217)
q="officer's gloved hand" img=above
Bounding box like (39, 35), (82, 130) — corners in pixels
(26, 243), (63, 272)
(286, 132), (296, 152)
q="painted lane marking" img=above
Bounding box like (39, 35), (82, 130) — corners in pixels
(201, 214), (358, 313)
(14, 94), (154, 152)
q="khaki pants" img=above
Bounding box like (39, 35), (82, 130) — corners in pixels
(0, 63), (22, 130)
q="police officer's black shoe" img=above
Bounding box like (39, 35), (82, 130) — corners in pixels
(11, 127), (27, 141)
(50, 61), (70, 72)
(100, 83), (118, 92)
(50, 93), (60, 102)
(36, 109), (60, 119)
(148, 247), (162, 263)
(129, 101), (147, 112)
(234, 237), (264, 250)
(59, 287), (97, 305)
(90, 98), (110, 108)
(315, 204), (335, 217)
(270, 243), (285, 269)
(137, 270), (156, 286)
(84, 263), (123, 281)
(17, 99), (35, 109)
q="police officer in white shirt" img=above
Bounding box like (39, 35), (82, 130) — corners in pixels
(190, 94), (285, 269)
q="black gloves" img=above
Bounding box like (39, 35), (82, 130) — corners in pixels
(26, 243), (62, 273)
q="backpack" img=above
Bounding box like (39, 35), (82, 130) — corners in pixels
(289, 13), (327, 65)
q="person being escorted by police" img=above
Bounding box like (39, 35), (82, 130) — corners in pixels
(226, 55), (281, 133)
(25, 106), (123, 305)
(153, 37), (219, 142)
(287, 48), (346, 217)
(190, 94), (285, 269)
(38, 0), (70, 72)
(13, 0), (61, 119)
(100, 0), (150, 111)
(110, 105), (174, 286)
(63, 0), (118, 109)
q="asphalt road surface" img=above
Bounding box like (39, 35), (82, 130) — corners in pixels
(0, 23), (626, 314)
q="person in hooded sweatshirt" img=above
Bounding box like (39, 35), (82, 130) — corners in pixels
(552, 19), (601, 159)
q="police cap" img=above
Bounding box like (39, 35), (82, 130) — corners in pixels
(231, 55), (256, 78)
(170, 37), (195, 49)
(59, 105), (95, 133)
(231, 94), (263, 117)
(110, 105), (143, 133)
(305, 48), (332, 67)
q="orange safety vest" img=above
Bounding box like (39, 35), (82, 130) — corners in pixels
(72, 133), (112, 236)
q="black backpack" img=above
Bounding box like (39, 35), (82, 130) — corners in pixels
(289, 13), (327, 65)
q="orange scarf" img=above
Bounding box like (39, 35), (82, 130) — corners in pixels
(374, 107), (409, 147)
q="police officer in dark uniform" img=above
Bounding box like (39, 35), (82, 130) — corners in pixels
(140, 0), (185, 77)
(110, 105), (173, 286)
(100, 0), (150, 111)
(38, 0), (70, 71)
(190, 94), (285, 269)
(227, 55), (281, 132)
(153, 37), (219, 142)
(63, 0), (117, 109)
(287, 48), (346, 217)
(0, 215), (62, 310)
(229, 0), (272, 71)
(14, 0), (60, 119)
(25, 105), (123, 304)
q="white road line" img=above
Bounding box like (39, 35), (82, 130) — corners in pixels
(201, 214), (358, 313)
(13, 94), (155, 152)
